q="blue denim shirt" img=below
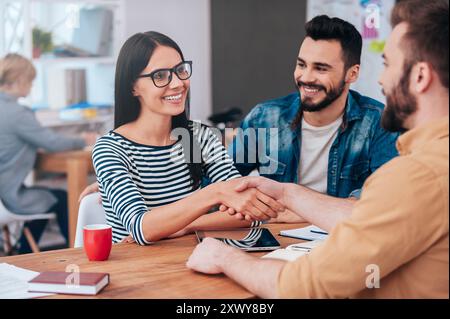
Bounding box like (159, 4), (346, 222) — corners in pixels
(228, 90), (399, 198)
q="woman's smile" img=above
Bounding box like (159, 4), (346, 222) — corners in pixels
(162, 90), (185, 105)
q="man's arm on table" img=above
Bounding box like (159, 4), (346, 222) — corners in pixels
(188, 158), (447, 298)
(187, 237), (285, 299)
(283, 183), (356, 232)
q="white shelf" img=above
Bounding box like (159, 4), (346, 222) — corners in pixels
(32, 56), (116, 65)
(1, 0), (125, 112)
(27, 0), (120, 4)
(36, 108), (112, 126)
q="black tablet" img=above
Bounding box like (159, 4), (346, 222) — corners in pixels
(195, 227), (281, 251)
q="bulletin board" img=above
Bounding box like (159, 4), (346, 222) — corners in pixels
(307, 0), (396, 103)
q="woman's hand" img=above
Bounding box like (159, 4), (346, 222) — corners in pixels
(78, 182), (100, 203)
(122, 224), (192, 242)
(215, 179), (285, 221)
(120, 235), (135, 244)
(218, 176), (290, 221)
(219, 205), (304, 224)
(120, 227), (191, 244)
(167, 227), (192, 239)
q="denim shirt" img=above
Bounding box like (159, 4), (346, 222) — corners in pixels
(228, 90), (399, 198)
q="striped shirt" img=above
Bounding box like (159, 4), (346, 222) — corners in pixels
(92, 124), (243, 244)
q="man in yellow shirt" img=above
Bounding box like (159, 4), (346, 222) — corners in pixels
(187, 0), (449, 298)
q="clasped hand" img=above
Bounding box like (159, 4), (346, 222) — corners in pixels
(218, 176), (287, 222)
(216, 177), (285, 221)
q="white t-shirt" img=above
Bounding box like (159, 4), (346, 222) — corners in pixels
(298, 116), (343, 194)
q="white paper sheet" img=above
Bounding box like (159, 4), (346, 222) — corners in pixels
(262, 240), (325, 261)
(0, 263), (54, 299)
(279, 225), (329, 241)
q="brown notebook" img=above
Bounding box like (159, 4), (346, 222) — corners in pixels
(28, 272), (109, 295)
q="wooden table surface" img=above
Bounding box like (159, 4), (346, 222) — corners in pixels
(35, 149), (94, 247)
(0, 223), (308, 299)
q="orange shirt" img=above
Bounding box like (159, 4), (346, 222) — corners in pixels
(277, 117), (449, 298)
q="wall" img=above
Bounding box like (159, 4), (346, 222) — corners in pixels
(211, 0), (307, 116)
(125, 0), (212, 123)
(307, 0), (396, 103)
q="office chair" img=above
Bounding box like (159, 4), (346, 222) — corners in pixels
(0, 199), (56, 255)
(74, 192), (106, 248)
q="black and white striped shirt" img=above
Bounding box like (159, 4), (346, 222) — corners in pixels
(92, 124), (243, 244)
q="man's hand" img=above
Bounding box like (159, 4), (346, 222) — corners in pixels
(220, 205), (304, 224)
(221, 177), (286, 221)
(78, 182), (100, 203)
(187, 237), (284, 299)
(186, 238), (233, 274)
(235, 176), (285, 201)
(268, 208), (306, 224)
(216, 179), (285, 221)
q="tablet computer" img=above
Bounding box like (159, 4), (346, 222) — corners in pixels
(195, 228), (281, 251)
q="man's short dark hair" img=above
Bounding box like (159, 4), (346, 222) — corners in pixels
(391, 0), (449, 89)
(305, 15), (362, 70)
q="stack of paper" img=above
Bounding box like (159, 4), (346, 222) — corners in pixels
(0, 263), (54, 299)
(261, 240), (324, 261)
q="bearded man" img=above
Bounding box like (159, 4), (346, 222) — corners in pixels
(227, 15), (398, 229)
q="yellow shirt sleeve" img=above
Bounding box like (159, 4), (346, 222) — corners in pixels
(277, 157), (448, 298)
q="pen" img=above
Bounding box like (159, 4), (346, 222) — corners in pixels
(288, 245), (312, 252)
(310, 229), (328, 235)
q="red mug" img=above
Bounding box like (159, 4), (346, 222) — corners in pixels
(83, 224), (112, 261)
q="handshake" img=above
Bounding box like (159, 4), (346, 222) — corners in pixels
(79, 176), (300, 223)
(213, 177), (286, 222)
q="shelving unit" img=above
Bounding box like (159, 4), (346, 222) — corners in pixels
(0, 0), (125, 112)
(32, 56), (116, 65)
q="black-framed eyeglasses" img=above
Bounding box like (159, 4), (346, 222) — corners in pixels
(138, 61), (193, 88)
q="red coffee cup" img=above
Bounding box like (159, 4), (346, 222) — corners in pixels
(83, 224), (112, 261)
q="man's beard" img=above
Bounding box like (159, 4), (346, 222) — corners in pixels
(381, 63), (418, 133)
(298, 77), (347, 113)
(290, 77), (347, 129)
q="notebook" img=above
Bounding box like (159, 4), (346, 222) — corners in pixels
(261, 240), (324, 261)
(279, 225), (329, 241)
(28, 271), (109, 295)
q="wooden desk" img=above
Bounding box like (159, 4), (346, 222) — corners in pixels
(0, 223), (308, 299)
(35, 149), (94, 247)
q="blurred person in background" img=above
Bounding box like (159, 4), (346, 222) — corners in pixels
(0, 53), (97, 254)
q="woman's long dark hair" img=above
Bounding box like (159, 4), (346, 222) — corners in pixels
(114, 31), (202, 189)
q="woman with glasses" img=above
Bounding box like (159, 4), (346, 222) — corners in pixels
(92, 31), (283, 245)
